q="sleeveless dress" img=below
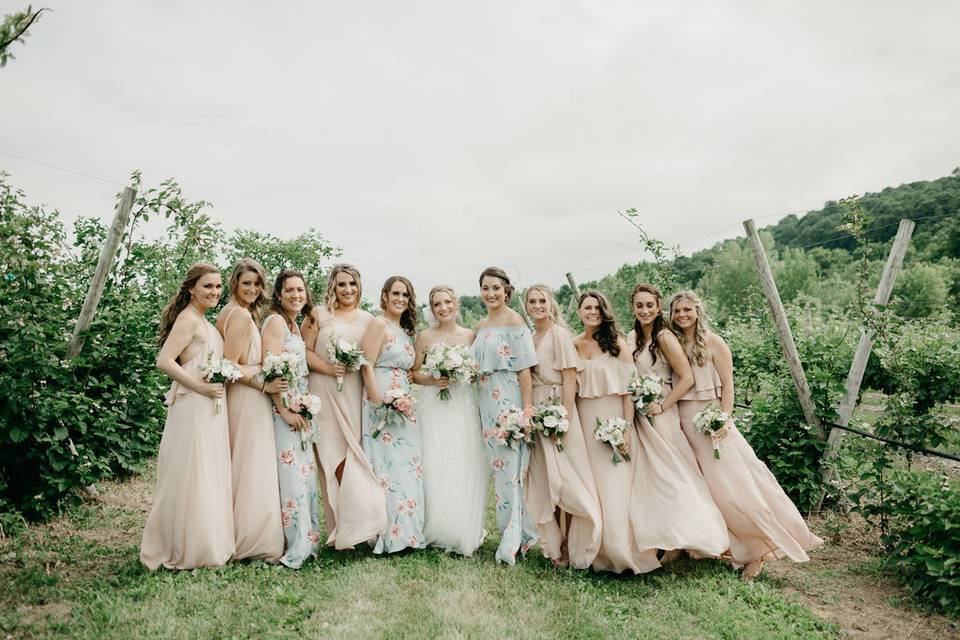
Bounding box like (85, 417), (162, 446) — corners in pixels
(140, 320), (235, 570)
(419, 339), (487, 556)
(625, 337), (729, 558)
(525, 325), (602, 569)
(308, 308), (386, 549)
(576, 354), (660, 574)
(223, 307), (283, 562)
(676, 354), (824, 565)
(264, 315), (321, 569)
(361, 322), (426, 554)
(474, 325), (539, 565)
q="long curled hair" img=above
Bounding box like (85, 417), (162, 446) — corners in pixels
(228, 257), (268, 320)
(668, 290), (711, 366)
(524, 283), (568, 329)
(157, 263), (221, 347)
(631, 283), (670, 365)
(324, 263), (362, 312)
(269, 269), (313, 330)
(426, 285), (461, 327)
(578, 290), (620, 357)
(478, 266), (514, 301)
(381, 275), (417, 336)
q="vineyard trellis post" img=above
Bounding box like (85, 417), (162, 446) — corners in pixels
(743, 219), (825, 440)
(65, 184), (137, 498)
(67, 185), (137, 358)
(811, 218), (915, 513)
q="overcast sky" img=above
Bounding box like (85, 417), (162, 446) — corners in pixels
(2, 1), (958, 300)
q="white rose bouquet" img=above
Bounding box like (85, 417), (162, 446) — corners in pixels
(531, 401), (570, 451)
(202, 354), (243, 413)
(421, 342), (478, 401)
(693, 404), (730, 459)
(326, 331), (366, 392)
(628, 372), (663, 415)
(288, 393), (322, 450)
(594, 417), (631, 464)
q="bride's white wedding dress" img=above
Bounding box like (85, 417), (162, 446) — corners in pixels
(419, 380), (487, 555)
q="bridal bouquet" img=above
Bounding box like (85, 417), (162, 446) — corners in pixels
(327, 331), (366, 392)
(262, 349), (300, 407)
(202, 354), (243, 413)
(531, 401), (569, 451)
(288, 393), (322, 450)
(371, 387), (416, 439)
(693, 404), (730, 459)
(421, 342), (478, 400)
(594, 417), (631, 465)
(492, 406), (532, 450)
(628, 372), (663, 415)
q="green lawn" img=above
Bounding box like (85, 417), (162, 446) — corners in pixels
(0, 467), (839, 639)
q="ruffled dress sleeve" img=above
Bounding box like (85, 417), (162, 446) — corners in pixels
(577, 356), (635, 398)
(476, 326), (538, 373)
(551, 326), (583, 373)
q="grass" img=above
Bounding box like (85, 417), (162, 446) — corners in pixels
(0, 464), (840, 640)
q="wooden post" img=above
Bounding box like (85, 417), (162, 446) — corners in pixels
(743, 219), (824, 440)
(66, 185), (136, 499)
(812, 219), (915, 512)
(67, 186), (137, 358)
(565, 272), (581, 299)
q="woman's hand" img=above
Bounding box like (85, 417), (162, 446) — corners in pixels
(263, 378), (288, 395)
(434, 376), (450, 390)
(281, 409), (309, 431)
(199, 381), (225, 399)
(711, 420), (733, 444)
(646, 401), (664, 416)
(331, 362), (347, 377)
(367, 392), (383, 406)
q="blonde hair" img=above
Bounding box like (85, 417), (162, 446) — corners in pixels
(524, 284), (568, 329)
(668, 290), (711, 366)
(228, 258), (268, 319)
(426, 285), (462, 327)
(324, 263), (362, 312)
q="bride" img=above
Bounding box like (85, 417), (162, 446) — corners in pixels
(411, 286), (487, 555)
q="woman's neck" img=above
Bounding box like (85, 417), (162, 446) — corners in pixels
(436, 318), (459, 333)
(533, 318), (553, 334)
(640, 322), (654, 343)
(383, 310), (402, 324)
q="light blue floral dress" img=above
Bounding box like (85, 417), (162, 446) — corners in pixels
(474, 325), (539, 564)
(362, 322), (426, 554)
(264, 315), (321, 569)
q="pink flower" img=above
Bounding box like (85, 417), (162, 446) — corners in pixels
(479, 374), (489, 385)
(415, 464), (424, 479)
(492, 389), (501, 401)
(492, 458), (505, 471)
(381, 432), (394, 444)
(279, 450), (295, 466)
(390, 524), (402, 539)
(497, 343), (513, 358)
(307, 529), (320, 544)
(396, 502), (406, 513)
(405, 498), (417, 510)
(285, 499), (297, 510)
(377, 474), (390, 489)
(281, 511), (292, 527)
(409, 536), (418, 547)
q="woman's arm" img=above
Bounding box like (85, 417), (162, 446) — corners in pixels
(518, 368), (533, 409)
(222, 308), (266, 390)
(360, 318), (387, 405)
(156, 312), (221, 399)
(559, 367), (577, 418)
(711, 334), (736, 415)
(411, 331), (444, 387)
(301, 309), (343, 377)
(261, 315), (308, 430)
(657, 331), (693, 412)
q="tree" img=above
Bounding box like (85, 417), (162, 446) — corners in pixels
(0, 6), (48, 67)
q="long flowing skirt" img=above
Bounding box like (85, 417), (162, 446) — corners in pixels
(140, 393), (234, 570)
(419, 382), (487, 555)
(309, 370), (386, 549)
(678, 399), (824, 564)
(227, 383), (284, 561)
(273, 412), (322, 568)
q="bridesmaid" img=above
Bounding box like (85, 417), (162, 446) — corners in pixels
(140, 263), (234, 570)
(523, 284), (602, 569)
(670, 290), (823, 580)
(216, 258), (285, 562)
(473, 266), (539, 565)
(262, 269), (321, 569)
(302, 264), (386, 549)
(626, 283), (729, 561)
(573, 290), (658, 574)
(360, 276), (426, 554)
(411, 286), (487, 556)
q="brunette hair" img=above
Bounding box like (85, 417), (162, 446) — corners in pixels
(228, 258), (268, 319)
(324, 263), (362, 312)
(157, 263), (221, 346)
(478, 266), (514, 301)
(578, 290), (621, 357)
(381, 275), (417, 336)
(524, 283), (568, 329)
(631, 283), (671, 365)
(269, 269), (313, 330)
(668, 290), (711, 366)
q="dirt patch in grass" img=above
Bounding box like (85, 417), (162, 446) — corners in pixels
(765, 516), (959, 639)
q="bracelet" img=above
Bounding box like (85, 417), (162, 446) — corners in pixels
(259, 381), (266, 393)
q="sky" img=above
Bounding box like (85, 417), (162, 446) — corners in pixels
(2, 1), (959, 301)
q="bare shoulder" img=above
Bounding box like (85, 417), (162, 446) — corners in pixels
(657, 329), (680, 347)
(706, 332), (731, 357)
(504, 310), (526, 327)
(262, 312), (285, 336)
(475, 317), (489, 330)
(173, 307), (201, 332)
